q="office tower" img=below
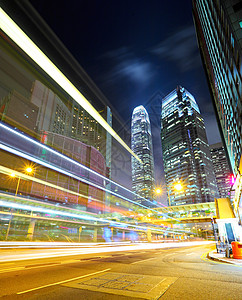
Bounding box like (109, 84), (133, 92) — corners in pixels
(131, 105), (155, 206)
(210, 142), (232, 198)
(193, 0), (242, 177)
(161, 86), (218, 205)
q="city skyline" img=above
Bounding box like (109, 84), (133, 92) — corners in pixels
(0, 2), (241, 297)
(29, 0), (221, 145)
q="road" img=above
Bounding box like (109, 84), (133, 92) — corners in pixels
(0, 242), (241, 299)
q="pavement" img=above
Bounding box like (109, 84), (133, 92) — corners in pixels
(208, 250), (242, 266)
(1, 243), (242, 299)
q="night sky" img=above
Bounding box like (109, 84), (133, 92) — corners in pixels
(29, 0), (221, 145)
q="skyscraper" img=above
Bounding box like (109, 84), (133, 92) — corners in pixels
(193, 0), (242, 216)
(161, 86), (218, 205)
(210, 142), (232, 198)
(193, 0), (242, 176)
(131, 105), (155, 206)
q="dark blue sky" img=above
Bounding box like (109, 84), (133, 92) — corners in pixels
(30, 0), (221, 145)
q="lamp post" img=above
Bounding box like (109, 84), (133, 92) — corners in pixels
(5, 167), (33, 240)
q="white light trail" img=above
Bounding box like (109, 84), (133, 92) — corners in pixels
(0, 122), (158, 208)
(0, 241), (214, 263)
(0, 199), (171, 233)
(0, 143), (158, 212)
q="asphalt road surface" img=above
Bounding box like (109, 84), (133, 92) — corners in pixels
(0, 243), (241, 299)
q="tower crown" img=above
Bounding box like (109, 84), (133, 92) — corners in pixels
(162, 86), (200, 119)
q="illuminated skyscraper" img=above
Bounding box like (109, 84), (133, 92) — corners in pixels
(193, 0), (242, 216)
(161, 86), (218, 205)
(131, 105), (155, 206)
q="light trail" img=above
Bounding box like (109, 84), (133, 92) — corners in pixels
(0, 241), (214, 263)
(0, 164), (181, 224)
(0, 192), (175, 233)
(0, 210), (97, 226)
(0, 199), (180, 233)
(0, 122), (163, 209)
(0, 165), (104, 207)
(0, 191), (187, 234)
(0, 162), (159, 214)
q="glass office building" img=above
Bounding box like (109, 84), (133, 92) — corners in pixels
(193, 0), (242, 216)
(131, 105), (155, 206)
(161, 86), (218, 205)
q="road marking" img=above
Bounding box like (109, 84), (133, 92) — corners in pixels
(131, 257), (157, 264)
(17, 268), (111, 294)
(200, 250), (210, 261)
(200, 250), (242, 268)
(25, 263), (60, 270)
(186, 253), (195, 256)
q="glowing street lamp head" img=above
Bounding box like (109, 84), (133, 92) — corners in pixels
(155, 188), (162, 195)
(174, 183), (183, 192)
(26, 167), (33, 173)
(10, 172), (16, 178)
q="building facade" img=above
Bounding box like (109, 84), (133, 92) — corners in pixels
(161, 86), (218, 205)
(193, 0), (242, 175)
(31, 80), (72, 136)
(193, 0), (242, 215)
(131, 105), (155, 206)
(210, 142), (232, 198)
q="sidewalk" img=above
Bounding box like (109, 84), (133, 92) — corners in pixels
(208, 250), (242, 266)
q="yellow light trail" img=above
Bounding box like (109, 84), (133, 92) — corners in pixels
(0, 165), (96, 205)
(0, 8), (142, 163)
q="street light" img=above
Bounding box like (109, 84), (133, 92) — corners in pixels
(167, 181), (184, 206)
(5, 166), (34, 240)
(174, 182), (183, 192)
(10, 166), (33, 196)
(155, 188), (162, 195)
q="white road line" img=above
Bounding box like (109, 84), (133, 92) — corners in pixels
(25, 264), (60, 270)
(131, 257), (157, 264)
(17, 268), (111, 294)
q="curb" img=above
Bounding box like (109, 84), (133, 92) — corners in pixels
(207, 251), (242, 266)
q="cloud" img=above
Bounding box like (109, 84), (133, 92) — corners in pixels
(151, 26), (201, 71)
(102, 47), (155, 86)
